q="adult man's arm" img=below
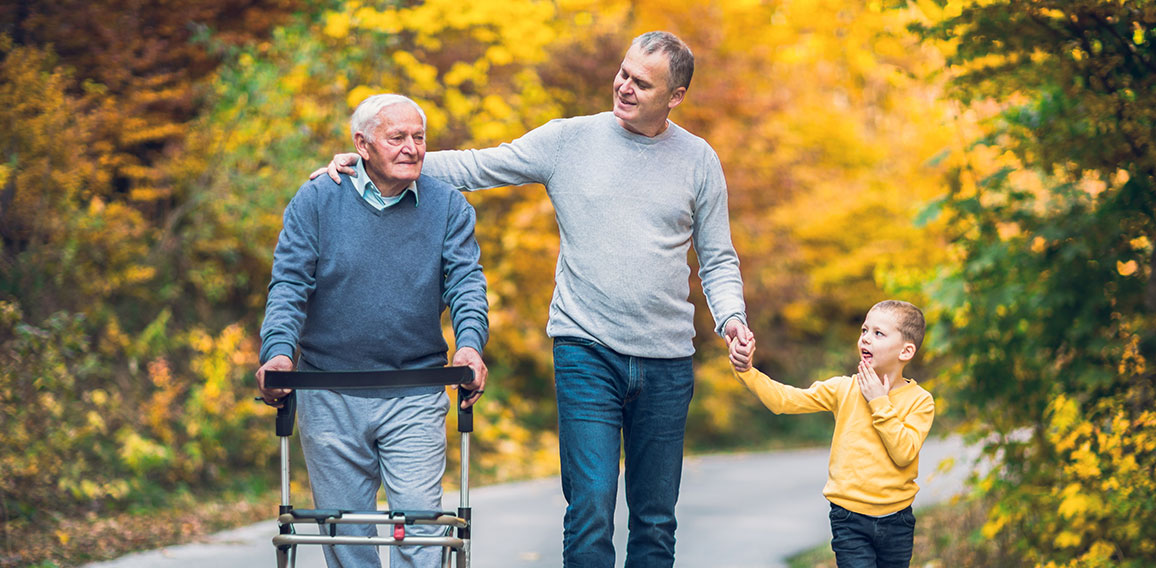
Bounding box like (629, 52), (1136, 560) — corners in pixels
(692, 149), (750, 341)
(315, 119), (564, 190)
(255, 184), (319, 406)
(443, 192), (490, 409)
(420, 122), (558, 190)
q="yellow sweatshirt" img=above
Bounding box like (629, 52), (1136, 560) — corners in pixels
(735, 368), (935, 516)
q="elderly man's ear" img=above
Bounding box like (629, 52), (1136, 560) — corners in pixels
(353, 133), (371, 161)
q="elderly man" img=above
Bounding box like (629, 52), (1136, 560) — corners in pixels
(257, 94), (488, 568)
(318, 32), (751, 567)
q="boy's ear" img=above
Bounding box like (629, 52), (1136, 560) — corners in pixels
(898, 342), (917, 363)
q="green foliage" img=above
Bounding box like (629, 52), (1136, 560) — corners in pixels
(0, 304), (113, 514)
(0, 299), (269, 516)
(907, 0), (1156, 565)
(914, 0), (1156, 179)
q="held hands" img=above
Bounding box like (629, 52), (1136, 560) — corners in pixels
(308, 153), (360, 183)
(452, 347), (488, 409)
(855, 359), (890, 402)
(725, 320), (755, 372)
(256, 355), (295, 408)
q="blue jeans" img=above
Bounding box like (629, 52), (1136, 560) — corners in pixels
(552, 337), (695, 568)
(829, 502), (916, 568)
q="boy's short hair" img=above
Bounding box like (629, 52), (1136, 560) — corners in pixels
(870, 300), (926, 351)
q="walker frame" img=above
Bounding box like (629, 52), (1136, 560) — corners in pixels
(264, 367), (476, 568)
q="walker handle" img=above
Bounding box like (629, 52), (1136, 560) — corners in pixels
(275, 392), (297, 437)
(457, 388), (474, 433)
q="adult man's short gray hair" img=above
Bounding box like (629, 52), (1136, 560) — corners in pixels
(632, 31), (694, 91)
(350, 94), (427, 143)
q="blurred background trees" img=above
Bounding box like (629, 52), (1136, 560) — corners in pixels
(1, 0), (310, 549)
(908, 1), (1156, 565)
(1, 0), (1152, 566)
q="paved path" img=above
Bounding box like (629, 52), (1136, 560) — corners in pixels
(84, 435), (978, 568)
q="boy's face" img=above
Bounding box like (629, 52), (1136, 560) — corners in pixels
(858, 308), (916, 377)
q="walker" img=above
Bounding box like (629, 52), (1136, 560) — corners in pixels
(263, 367), (476, 568)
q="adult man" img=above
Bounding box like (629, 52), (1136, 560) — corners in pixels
(257, 94), (488, 568)
(319, 32), (751, 567)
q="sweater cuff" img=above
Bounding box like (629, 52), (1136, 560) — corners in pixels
(454, 330), (485, 356)
(261, 342), (295, 365)
(867, 396), (894, 415)
(717, 313), (749, 338)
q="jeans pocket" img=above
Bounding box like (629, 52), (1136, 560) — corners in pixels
(553, 336), (598, 347)
(899, 507), (916, 529)
(829, 503), (853, 522)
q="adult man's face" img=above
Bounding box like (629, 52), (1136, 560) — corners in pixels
(355, 103), (426, 196)
(612, 43), (686, 137)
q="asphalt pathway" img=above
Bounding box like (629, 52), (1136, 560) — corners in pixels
(83, 435), (978, 568)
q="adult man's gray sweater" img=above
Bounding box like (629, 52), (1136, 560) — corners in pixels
(424, 112), (744, 358)
(259, 173), (488, 397)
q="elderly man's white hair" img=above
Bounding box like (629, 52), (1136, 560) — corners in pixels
(350, 94), (427, 143)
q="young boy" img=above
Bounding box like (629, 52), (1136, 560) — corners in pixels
(728, 300), (935, 568)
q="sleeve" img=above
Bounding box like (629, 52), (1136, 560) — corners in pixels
(867, 391), (936, 468)
(422, 119), (564, 191)
(734, 368), (841, 415)
(441, 192), (489, 354)
(258, 185), (319, 364)
(692, 148), (747, 337)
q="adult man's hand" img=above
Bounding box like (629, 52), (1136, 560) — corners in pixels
(256, 355), (295, 407)
(452, 346), (488, 409)
(723, 318), (753, 348)
(727, 335), (756, 372)
(307, 153), (360, 184)
(724, 319), (755, 371)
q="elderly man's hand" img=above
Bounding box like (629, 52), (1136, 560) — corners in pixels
(452, 347), (488, 409)
(256, 355), (295, 408)
(308, 153), (360, 184)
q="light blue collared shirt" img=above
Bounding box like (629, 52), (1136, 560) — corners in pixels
(351, 157), (419, 210)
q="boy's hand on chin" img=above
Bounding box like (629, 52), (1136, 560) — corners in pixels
(856, 359), (891, 402)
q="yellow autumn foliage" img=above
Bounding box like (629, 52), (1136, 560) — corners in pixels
(5, 3), (1153, 568)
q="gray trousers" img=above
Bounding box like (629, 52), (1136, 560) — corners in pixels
(298, 389), (449, 568)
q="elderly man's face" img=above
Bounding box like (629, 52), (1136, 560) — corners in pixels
(612, 44), (685, 137)
(356, 103), (426, 195)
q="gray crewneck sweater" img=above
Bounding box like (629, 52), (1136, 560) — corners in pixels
(424, 112), (745, 358)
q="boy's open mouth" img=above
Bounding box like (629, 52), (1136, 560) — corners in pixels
(861, 349), (873, 361)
